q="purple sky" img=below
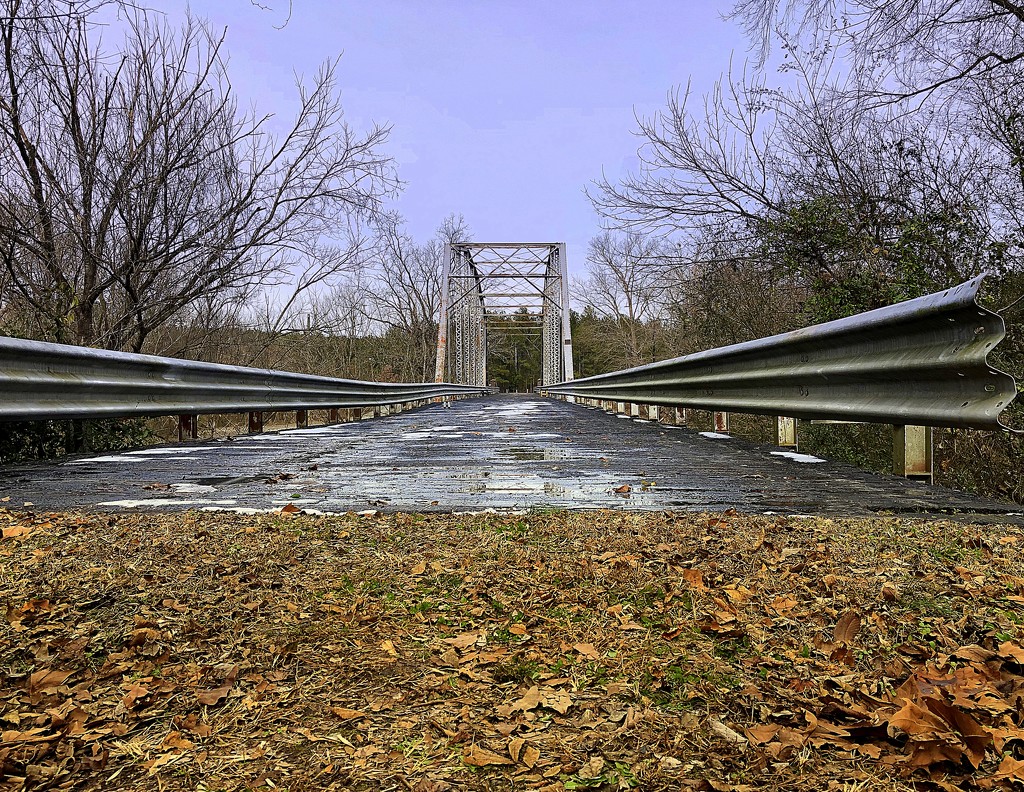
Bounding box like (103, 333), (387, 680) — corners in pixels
(157, 1), (748, 274)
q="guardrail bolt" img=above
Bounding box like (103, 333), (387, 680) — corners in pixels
(248, 411), (264, 434)
(714, 411), (730, 433)
(178, 414), (199, 442)
(776, 416), (798, 448)
(893, 425), (933, 483)
(296, 410), (308, 429)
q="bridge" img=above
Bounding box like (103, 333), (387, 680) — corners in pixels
(0, 243), (1019, 519)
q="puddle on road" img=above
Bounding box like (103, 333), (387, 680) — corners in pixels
(501, 446), (573, 462)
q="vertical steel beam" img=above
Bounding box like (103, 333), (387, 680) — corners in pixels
(714, 411), (730, 433)
(248, 411), (264, 434)
(434, 243), (452, 383)
(296, 410), (308, 429)
(558, 243), (574, 382)
(893, 425), (933, 482)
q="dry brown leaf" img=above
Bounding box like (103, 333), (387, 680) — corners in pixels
(573, 642), (600, 659)
(29, 669), (73, 692)
(834, 611), (861, 644)
(331, 707), (367, 720)
(196, 664), (239, 706)
(542, 688), (572, 715)
(463, 744), (513, 766)
(443, 631), (481, 651)
(682, 568), (706, 592)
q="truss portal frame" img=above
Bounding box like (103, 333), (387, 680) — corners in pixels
(434, 243), (574, 387)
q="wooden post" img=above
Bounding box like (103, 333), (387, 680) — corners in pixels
(178, 414), (198, 442)
(893, 425), (933, 482)
(776, 416), (798, 448)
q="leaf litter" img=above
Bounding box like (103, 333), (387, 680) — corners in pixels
(0, 505), (1022, 790)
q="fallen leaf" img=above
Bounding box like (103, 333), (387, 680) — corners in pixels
(196, 664), (239, 706)
(573, 642), (600, 659)
(29, 669), (73, 693)
(682, 568), (706, 592)
(834, 611), (861, 644)
(331, 707), (367, 720)
(463, 744), (513, 766)
(443, 631), (482, 651)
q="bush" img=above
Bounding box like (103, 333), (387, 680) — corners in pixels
(0, 418), (153, 465)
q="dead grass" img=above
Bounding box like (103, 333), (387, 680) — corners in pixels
(1, 507), (1023, 791)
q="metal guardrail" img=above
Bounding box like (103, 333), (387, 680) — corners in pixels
(542, 276), (1018, 431)
(0, 336), (490, 422)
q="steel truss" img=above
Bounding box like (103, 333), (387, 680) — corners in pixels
(434, 243), (573, 387)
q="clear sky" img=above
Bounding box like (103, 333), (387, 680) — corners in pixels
(154, 1), (748, 275)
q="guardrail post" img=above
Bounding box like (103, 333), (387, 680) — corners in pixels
(66, 420), (85, 454)
(177, 414), (198, 442)
(248, 411), (264, 434)
(776, 416), (798, 448)
(714, 411), (730, 433)
(675, 407), (687, 426)
(296, 410), (308, 429)
(328, 408), (340, 424)
(630, 402), (640, 418)
(893, 425), (933, 482)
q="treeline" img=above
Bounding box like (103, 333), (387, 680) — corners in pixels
(574, 0), (1024, 502)
(0, 0), (455, 462)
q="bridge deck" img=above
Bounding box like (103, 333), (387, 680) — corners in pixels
(0, 395), (1018, 519)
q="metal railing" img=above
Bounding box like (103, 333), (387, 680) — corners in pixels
(540, 277), (1019, 481)
(0, 335), (491, 440)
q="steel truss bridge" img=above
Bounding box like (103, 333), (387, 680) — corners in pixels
(433, 243), (573, 388)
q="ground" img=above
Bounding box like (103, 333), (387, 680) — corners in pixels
(1, 507), (1023, 791)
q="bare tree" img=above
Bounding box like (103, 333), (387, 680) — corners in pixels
(580, 232), (671, 366)
(360, 212), (471, 381)
(0, 1), (396, 351)
(729, 0), (1024, 103)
